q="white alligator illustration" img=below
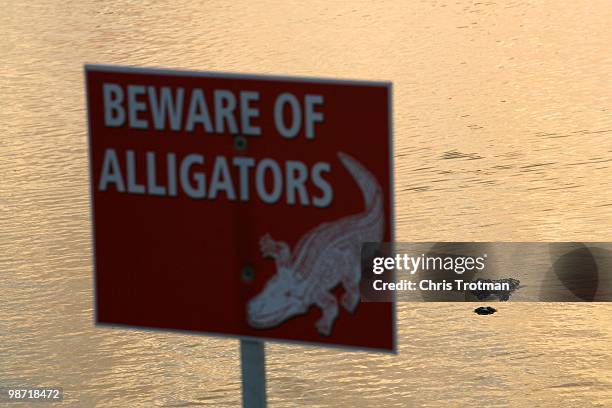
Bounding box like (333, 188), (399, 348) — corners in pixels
(247, 152), (385, 336)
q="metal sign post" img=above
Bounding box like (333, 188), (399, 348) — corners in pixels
(240, 339), (267, 408)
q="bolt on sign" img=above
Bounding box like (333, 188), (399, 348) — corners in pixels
(85, 64), (395, 352)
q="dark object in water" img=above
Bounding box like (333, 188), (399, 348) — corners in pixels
(474, 306), (497, 315)
(469, 278), (521, 301)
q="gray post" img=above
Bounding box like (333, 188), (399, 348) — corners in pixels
(240, 339), (267, 408)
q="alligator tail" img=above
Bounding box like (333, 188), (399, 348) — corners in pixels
(337, 152), (383, 219)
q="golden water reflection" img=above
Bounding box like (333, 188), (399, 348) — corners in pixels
(1, 1), (611, 406)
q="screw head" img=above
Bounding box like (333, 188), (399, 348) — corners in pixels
(241, 265), (255, 282)
(234, 135), (247, 151)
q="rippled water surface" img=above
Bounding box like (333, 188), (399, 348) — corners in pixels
(2, 1), (612, 406)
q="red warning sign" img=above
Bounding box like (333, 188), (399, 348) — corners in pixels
(86, 64), (394, 352)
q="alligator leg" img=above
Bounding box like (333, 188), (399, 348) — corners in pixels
(260, 234), (291, 269)
(341, 266), (360, 314)
(313, 289), (338, 336)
